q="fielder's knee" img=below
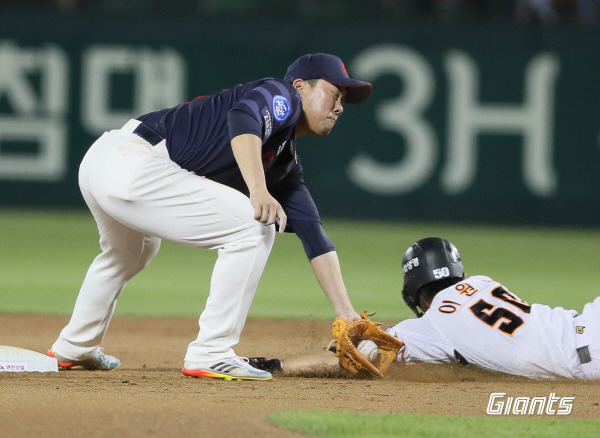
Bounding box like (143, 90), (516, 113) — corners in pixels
(230, 221), (275, 253)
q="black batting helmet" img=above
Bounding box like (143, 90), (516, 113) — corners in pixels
(401, 237), (464, 317)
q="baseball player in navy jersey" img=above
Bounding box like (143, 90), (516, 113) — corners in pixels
(48, 53), (371, 380)
(250, 237), (600, 380)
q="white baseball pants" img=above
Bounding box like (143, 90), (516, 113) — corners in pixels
(52, 119), (275, 363)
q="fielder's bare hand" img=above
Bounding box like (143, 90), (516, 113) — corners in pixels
(250, 188), (287, 233)
(338, 310), (362, 322)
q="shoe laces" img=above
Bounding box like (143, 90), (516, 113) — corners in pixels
(235, 356), (250, 365)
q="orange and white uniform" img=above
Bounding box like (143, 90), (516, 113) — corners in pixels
(388, 275), (600, 379)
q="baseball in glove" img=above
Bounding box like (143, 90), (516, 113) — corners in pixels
(332, 311), (404, 378)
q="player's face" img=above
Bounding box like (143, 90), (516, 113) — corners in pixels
(419, 295), (431, 313)
(296, 79), (346, 137)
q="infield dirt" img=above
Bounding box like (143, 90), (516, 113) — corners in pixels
(2, 314), (599, 436)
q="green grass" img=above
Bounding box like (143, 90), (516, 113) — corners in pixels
(267, 411), (600, 437)
(0, 209), (599, 320)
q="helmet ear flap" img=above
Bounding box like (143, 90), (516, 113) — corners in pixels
(402, 288), (424, 318)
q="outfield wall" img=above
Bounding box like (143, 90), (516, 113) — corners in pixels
(1, 14), (599, 226)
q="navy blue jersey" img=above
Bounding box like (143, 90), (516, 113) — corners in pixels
(137, 78), (334, 259)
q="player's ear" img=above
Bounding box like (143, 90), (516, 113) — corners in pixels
(292, 79), (304, 95)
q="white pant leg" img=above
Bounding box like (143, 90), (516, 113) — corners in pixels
(185, 231), (274, 362)
(52, 208), (161, 360)
(53, 121), (275, 362)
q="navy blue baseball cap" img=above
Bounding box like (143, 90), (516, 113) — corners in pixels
(284, 53), (372, 104)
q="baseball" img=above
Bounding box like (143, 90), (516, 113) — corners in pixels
(357, 340), (379, 363)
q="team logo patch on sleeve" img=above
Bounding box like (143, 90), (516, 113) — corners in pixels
(272, 95), (291, 122)
(262, 108), (273, 138)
